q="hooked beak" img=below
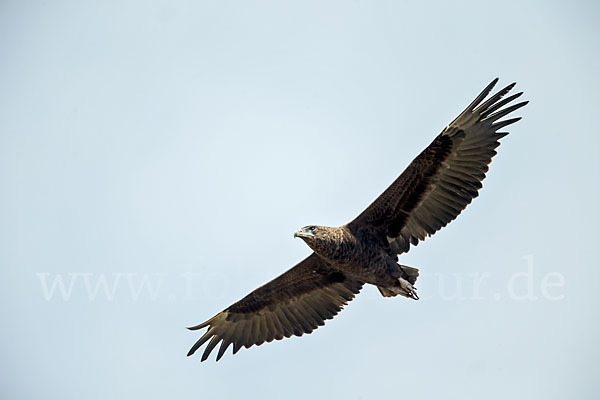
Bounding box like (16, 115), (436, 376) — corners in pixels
(294, 227), (315, 239)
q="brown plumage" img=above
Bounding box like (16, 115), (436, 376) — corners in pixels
(188, 78), (527, 361)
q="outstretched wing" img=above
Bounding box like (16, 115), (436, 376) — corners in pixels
(349, 78), (527, 254)
(187, 253), (363, 361)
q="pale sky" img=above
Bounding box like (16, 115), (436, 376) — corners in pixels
(1, 1), (599, 399)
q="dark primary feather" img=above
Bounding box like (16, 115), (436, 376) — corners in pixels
(187, 253), (363, 361)
(349, 78), (527, 254)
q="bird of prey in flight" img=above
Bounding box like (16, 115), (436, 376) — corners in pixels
(187, 78), (527, 362)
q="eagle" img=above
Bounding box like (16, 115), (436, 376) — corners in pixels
(188, 78), (527, 362)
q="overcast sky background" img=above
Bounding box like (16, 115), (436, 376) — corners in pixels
(1, 1), (599, 399)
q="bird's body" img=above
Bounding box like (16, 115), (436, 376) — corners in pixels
(296, 225), (417, 297)
(187, 78), (527, 361)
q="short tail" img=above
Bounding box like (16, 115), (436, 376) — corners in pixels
(378, 265), (420, 299)
(400, 265), (419, 285)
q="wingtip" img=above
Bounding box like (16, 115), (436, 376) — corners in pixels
(487, 77), (499, 91)
(513, 101), (529, 111)
(187, 319), (211, 331)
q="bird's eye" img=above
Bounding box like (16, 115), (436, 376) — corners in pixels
(310, 226), (316, 231)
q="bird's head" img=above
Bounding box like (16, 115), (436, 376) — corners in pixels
(294, 225), (322, 241)
(294, 225), (342, 257)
